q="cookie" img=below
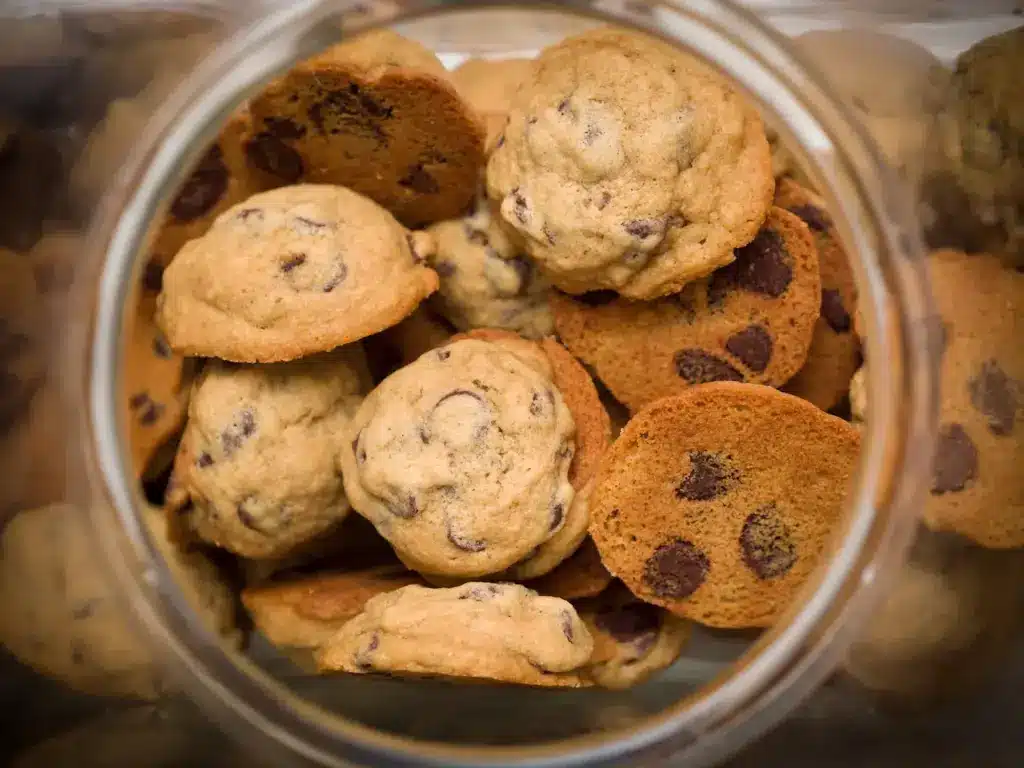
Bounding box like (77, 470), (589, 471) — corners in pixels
(920, 250), (1023, 547)
(339, 338), (577, 578)
(576, 582), (690, 690)
(125, 284), (194, 477)
(316, 582), (593, 687)
(486, 27), (773, 299)
(590, 382), (861, 628)
(427, 194), (554, 339)
(526, 536), (613, 601)
(774, 179), (861, 411)
(450, 58), (534, 149)
(172, 344), (371, 559)
(363, 306), (454, 382)
(552, 207), (820, 412)
(242, 565), (421, 654)
(0, 247), (44, 437)
(246, 29), (485, 227)
(156, 184), (439, 363)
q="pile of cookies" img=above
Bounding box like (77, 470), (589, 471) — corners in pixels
(121, 23), (1013, 696)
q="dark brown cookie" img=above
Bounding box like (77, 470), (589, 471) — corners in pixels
(247, 30), (485, 227)
(774, 178), (861, 411)
(552, 207), (820, 412)
(590, 382), (860, 628)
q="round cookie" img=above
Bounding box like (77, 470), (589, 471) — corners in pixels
(173, 344), (371, 559)
(552, 207), (820, 412)
(316, 582), (594, 687)
(486, 27), (773, 299)
(526, 537), (613, 601)
(577, 582), (690, 690)
(427, 194), (554, 340)
(775, 178), (861, 412)
(590, 382), (861, 629)
(246, 29), (485, 227)
(156, 184), (439, 363)
(450, 57), (534, 149)
(921, 250), (1023, 547)
(339, 338), (576, 578)
(242, 565), (422, 655)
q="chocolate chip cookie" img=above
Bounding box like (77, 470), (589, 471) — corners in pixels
(427, 194), (554, 339)
(172, 345), (371, 559)
(921, 250), (1023, 547)
(316, 582), (594, 687)
(577, 582), (690, 690)
(247, 29), (485, 227)
(775, 178), (861, 411)
(487, 27), (773, 299)
(590, 382), (861, 628)
(339, 338), (576, 578)
(450, 58), (534, 149)
(157, 184), (439, 363)
(552, 207), (820, 412)
(242, 565), (421, 655)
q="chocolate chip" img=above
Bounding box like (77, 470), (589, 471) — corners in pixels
(674, 349), (743, 384)
(575, 289), (619, 307)
(322, 262), (348, 293)
(542, 226), (557, 246)
(447, 522), (486, 552)
(235, 207), (263, 222)
(665, 212), (688, 230)
(561, 610), (576, 642)
(711, 229), (793, 299)
(308, 86), (392, 143)
(583, 124), (603, 145)
(787, 203), (830, 232)
(221, 408), (257, 455)
(128, 392), (149, 410)
(557, 98), (571, 115)
(434, 259), (456, 278)
(931, 423), (978, 494)
(511, 188), (529, 224)
(437, 348), (451, 361)
(969, 359), (1020, 435)
(460, 584), (501, 601)
(594, 601), (661, 643)
(676, 451), (737, 501)
(129, 392), (165, 426)
(170, 145), (228, 222)
(280, 253), (307, 273)
(142, 261), (164, 292)
(740, 506), (797, 580)
(643, 539), (709, 599)
(596, 191), (612, 211)
(390, 496), (418, 519)
(356, 633), (380, 670)
(196, 452), (214, 468)
(725, 325), (773, 373)
(624, 219), (662, 240)
(292, 215), (329, 234)
(530, 391), (545, 416)
(263, 116), (306, 140)
(435, 389), (486, 408)
(550, 503), (565, 531)
(236, 499), (263, 532)
(245, 132), (304, 182)
(398, 164), (440, 194)
(152, 334), (173, 360)
(818, 289), (851, 333)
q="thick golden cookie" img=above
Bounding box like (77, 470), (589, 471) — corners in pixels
(590, 382), (860, 629)
(247, 30), (485, 227)
(553, 207), (820, 412)
(775, 178), (861, 412)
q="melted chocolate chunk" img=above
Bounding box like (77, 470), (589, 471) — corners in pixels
(787, 203), (830, 232)
(308, 84), (392, 143)
(436, 348), (451, 361)
(292, 216), (329, 234)
(460, 584), (501, 601)
(434, 259), (456, 278)
(152, 334), (173, 360)
(969, 359), (1019, 435)
(710, 229), (793, 300)
(236, 499), (263, 532)
(142, 261), (164, 292)
(129, 392), (164, 426)
(931, 423), (978, 494)
(550, 503), (565, 531)
(220, 408), (257, 455)
(170, 145), (228, 222)
(575, 289), (619, 307)
(356, 633), (380, 670)
(820, 289), (852, 333)
(740, 506), (797, 580)
(511, 188), (529, 224)
(594, 601), (662, 643)
(529, 391), (545, 416)
(643, 539), (709, 599)
(674, 349), (744, 385)
(624, 219), (662, 240)
(561, 610), (576, 642)
(196, 452), (214, 468)
(390, 496), (419, 520)
(321, 262), (348, 293)
(235, 207), (263, 222)
(596, 191), (612, 211)
(725, 325), (773, 373)
(398, 164), (440, 194)
(263, 116), (306, 140)
(279, 253), (307, 273)
(676, 451), (737, 501)
(557, 98), (572, 115)
(446, 522), (486, 552)
(245, 132), (304, 182)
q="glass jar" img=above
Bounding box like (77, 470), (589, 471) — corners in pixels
(0, 2), (1020, 766)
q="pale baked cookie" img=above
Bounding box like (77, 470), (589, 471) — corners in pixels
(316, 582), (594, 687)
(450, 58), (534, 149)
(921, 250), (1023, 547)
(247, 29), (485, 227)
(775, 178), (861, 412)
(427, 195), (554, 339)
(552, 207), (820, 412)
(577, 582), (690, 690)
(157, 184), (439, 363)
(242, 565), (421, 655)
(340, 338), (576, 578)
(526, 537), (613, 601)
(173, 345), (371, 559)
(590, 383), (860, 629)
(487, 27), (773, 299)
